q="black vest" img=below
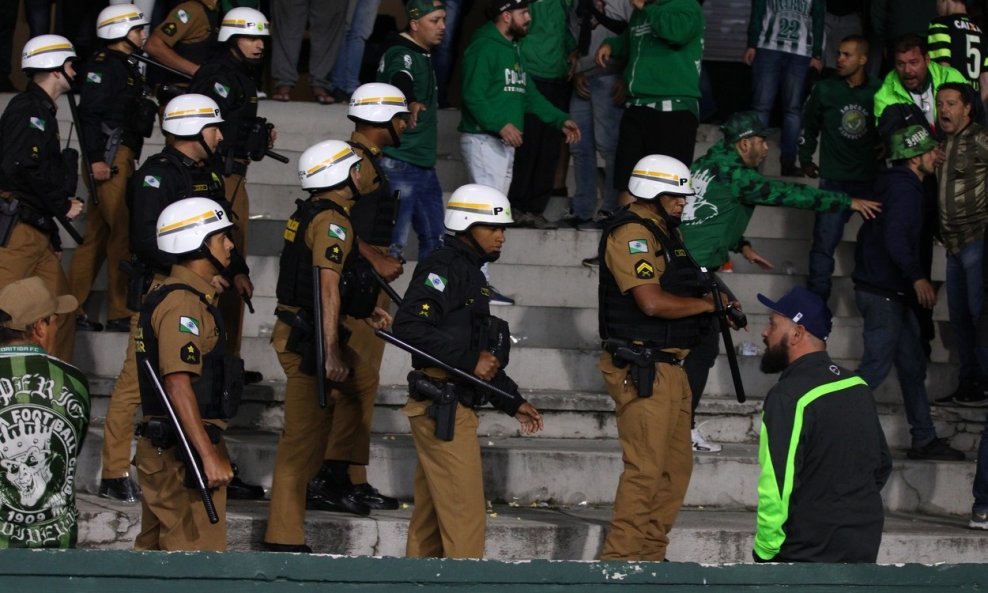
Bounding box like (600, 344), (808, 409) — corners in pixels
(195, 52), (259, 158)
(348, 142), (397, 247)
(598, 208), (710, 348)
(276, 197), (380, 318)
(136, 283), (242, 420)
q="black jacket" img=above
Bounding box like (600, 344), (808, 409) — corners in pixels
(77, 48), (151, 162)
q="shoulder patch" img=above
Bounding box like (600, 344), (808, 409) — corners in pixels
(417, 303), (431, 318)
(176, 9), (189, 23)
(28, 117), (45, 132)
(143, 175), (161, 188)
(403, 54), (413, 69)
(86, 71), (102, 84)
(213, 82), (229, 99)
(328, 224), (347, 240)
(326, 245), (344, 263)
(180, 341), (201, 364)
(425, 273), (447, 292)
(179, 316), (200, 336)
(628, 239), (648, 254)
(162, 22), (177, 36)
(634, 259), (655, 280)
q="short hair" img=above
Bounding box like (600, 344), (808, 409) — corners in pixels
(840, 34), (869, 54)
(0, 310), (29, 344)
(937, 81), (973, 105)
(892, 33), (927, 56)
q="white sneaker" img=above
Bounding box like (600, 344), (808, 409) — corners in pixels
(691, 428), (722, 453)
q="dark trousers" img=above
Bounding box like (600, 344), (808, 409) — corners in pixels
(614, 106), (698, 191)
(683, 273), (734, 427)
(507, 76), (570, 215)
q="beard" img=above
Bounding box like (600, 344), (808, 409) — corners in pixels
(759, 336), (790, 374)
(508, 21), (528, 40)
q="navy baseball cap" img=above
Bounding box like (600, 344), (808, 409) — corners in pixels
(757, 286), (833, 341)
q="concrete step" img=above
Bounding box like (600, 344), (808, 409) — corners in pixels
(75, 495), (988, 564)
(73, 427), (980, 517)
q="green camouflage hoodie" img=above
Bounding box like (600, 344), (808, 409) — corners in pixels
(682, 139), (852, 268)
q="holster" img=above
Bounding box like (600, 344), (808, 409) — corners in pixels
(139, 418), (223, 489)
(0, 197), (19, 248)
(408, 371), (458, 441)
(134, 96), (158, 138)
(603, 339), (680, 398)
(120, 258), (152, 312)
(101, 123), (123, 166)
(278, 309), (351, 377)
(486, 316), (512, 367)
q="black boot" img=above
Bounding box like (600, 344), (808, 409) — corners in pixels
(226, 463), (266, 500)
(98, 475), (140, 503)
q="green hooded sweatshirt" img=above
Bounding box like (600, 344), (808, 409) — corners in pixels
(459, 21), (569, 135)
(519, 0), (576, 80)
(602, 0), (704, 115)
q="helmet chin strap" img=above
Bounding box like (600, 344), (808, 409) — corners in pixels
(654, 197), (682, 230)
(346, 177), (362, 201)
(462, 229), (501, 263)
(387, 122), (402, 149)
(230, 39), (262, 65)
(197, 133), (215, 161)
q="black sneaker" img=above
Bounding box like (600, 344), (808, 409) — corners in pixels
(76, 315), (103, 332)
(305, 485), (371, 516)
(226, 464), (265, 500)
(906, 438), (966, 461)
(262, 542), (313, 553)
(954, 388), (988, 407)
(98, 475), (141, 503)
(933, 380), (979, 406)
(582, 256), (600, 268)
(970, 510), (988, 530)
(104, 317), (130, 332)
(350, 482), (399, 510)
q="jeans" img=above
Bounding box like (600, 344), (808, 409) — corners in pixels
(330, 0), (381, 94)
(379, 156), (445, 260)
(460, 133), (514, 194)
(569, 72), (622, 219)
(975, 415), (988, 511)
(946, 240), (988, 386)
(854, 289), (937, 448)
(434, 0), (470, 106)
(750, 48), (811, 166)
(807, 178), (873, 302)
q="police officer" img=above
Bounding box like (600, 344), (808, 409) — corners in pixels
(134, 197), (239, 552)
(70, 4), (158, 334)
(190, 6), (275, 364)
(0, 35), (84, 364)
(99, 94), (257, 502)
(263, 140), (392, 553)
(145, 0), (220, 103)
(308, 82), (407, 511)
(393, 184), (543, 559)
(597, 154), (725, 561)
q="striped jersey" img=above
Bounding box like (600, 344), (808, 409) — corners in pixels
(927, 14), (988, 90)
(0, 345), (90, 549)
(748, 0), (826, 58)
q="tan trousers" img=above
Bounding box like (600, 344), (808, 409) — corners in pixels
(0, 222), (75, 361)
(324, 289), (390, 484)
(100, 313), (140, 478)
(404, 401), (486, 559)
(219, 172), (248, 357)
(598, 352), (694, 561)
(67, 145), (135, 321)
(133, 435), (228, 551)
(265, 319), (355, 545)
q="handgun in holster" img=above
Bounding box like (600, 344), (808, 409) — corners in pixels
(486, 316), (511, 367)
(605, 339), (658, 398)
(0, 197), (19, 248)
(101, 123), (124, 167)
(120, 258), (152, 312)
(408, 370), (458, 441)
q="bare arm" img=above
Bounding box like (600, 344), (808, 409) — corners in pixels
(146, 34), (201, 77)
(629, 283), (716, 319)
(320, 267), (347, 382)
(163, 373), (233, 488)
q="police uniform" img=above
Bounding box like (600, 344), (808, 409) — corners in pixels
(597, 202), (707, 561)
(265, 188), (363, 546)
(100, 146), (240, 483)
(321, 132), (399, 486)
(68, 48), (156, 324)
(149, 0), (220, 101)
(190, 49), (263, 357)
(133, 264), (230, 551)
(0, 82), (77, 362)
(392, 235), (527, 559)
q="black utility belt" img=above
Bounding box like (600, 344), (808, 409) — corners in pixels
(137, 418), (223, 449)
(603, 340), (683, 365)
(407, 370), (486, 408)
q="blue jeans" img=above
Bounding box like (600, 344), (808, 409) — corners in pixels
(945, 240), (988, 386)
(330, 0), (381, 94)
(807, 179), (873, 302)
(569, 72), (623, 219)
(854, 289), (937, 448)
(379, 156), (445, 260)
(750, 48), (811, 166)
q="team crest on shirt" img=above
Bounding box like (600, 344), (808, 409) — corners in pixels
(28, 117), (45, 132)
(180, 342), (200, 364)
(176, 9), (189, 23)
(839, 104), (869, 140)
(213, 82), (229, 99)
(634, 259), (655, 279)
(403, 54), (412, 69)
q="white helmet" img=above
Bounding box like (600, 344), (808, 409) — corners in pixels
(96, 4), (148, 40)
(161, 94), (224, 137)
(21, 35), (76, 72)
(444, 184), (514, 232)
(298, 140), (362, 191)
(218, 7), (270, 42)
(627, 154), (695, 200)
(348, 82), (409, 124)
(156, 197), (233, 255)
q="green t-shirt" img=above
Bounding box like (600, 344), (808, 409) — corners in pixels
(0, 345), (90, 549)
(377, 35), (439, 168)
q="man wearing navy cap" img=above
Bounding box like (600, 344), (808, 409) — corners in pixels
(753, 286), (891, 563)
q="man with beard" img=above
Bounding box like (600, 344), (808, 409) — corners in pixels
(754, 285), (891, 563)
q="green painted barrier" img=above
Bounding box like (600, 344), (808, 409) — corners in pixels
(0, 550), (986, 592)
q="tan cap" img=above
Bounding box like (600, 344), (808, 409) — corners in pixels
(0, 277), (77, 329)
